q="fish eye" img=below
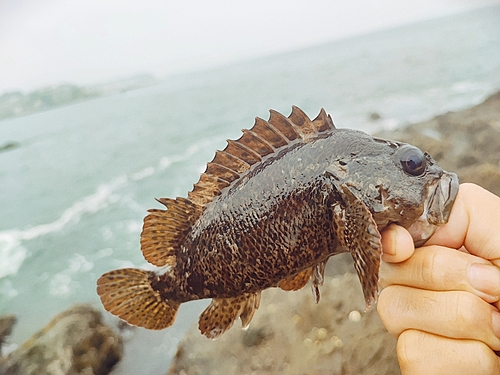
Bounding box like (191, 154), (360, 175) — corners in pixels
(398, 146), (426, 176)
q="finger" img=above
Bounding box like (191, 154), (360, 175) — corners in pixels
(397, 330), (500, 375)
(377, 286), (500, 350)
(379, 245), (500, 303)
(381, 224), (415, 263)
(427, 183), (500, 261)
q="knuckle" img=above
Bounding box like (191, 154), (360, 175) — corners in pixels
(468, 341), (500, 373)
(377, 288), (391, 323)
(484, 231), (500, 261)
(377, 287), (401, 335)
(397, 331), (500, 375)
(396, 330), (422, 369)
(451, 292), (480, 327)
(419, 249), (439, 285)
(447, 292), (494, 339)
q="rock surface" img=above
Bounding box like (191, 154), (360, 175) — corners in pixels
(0, 315), (16, 356)
(168, 271), (399, 375)
(0, 305), (122, 375)
(167, 90), (500, 375)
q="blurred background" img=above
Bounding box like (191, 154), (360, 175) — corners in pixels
(1, 1), (500, 374)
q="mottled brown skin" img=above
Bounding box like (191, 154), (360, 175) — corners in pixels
(154, 130), (452, 302)
(97, 107), (458, 338)
(159, 175), (341, 301)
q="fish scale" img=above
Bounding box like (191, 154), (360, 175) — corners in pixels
(97, 106), (459, 339)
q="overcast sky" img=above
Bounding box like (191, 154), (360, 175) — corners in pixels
(0, 0), (498, 93)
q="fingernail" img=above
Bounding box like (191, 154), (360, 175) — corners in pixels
(469, 263), (500, 298)
(383, 237), (396, 256)
(493, 312), (500, 339)
(381, 225), (397, 256)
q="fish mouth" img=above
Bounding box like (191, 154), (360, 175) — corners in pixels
(408, 172), (459, 246)
(427, 172), (459, 226)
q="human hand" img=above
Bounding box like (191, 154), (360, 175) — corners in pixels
(378, 183), (500, 374)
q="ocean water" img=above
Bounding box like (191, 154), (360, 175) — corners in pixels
(1, 5), (500, 374)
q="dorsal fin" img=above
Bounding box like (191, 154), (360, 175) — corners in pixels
(141, 197), (202, 266)
(189, 107), (335, 206)
(288, 106), (318, 138)
(140, 107), (336, 266)
(312, 108), (335, 133)
(268, 110), (301, 141)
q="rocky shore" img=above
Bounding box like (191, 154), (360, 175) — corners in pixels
(166, 90), (500, 375)
(0, 74), (157, 121)
(0, 305), (122, 375)
(1, 90), (499, 375)
(168, 271), (398, 375)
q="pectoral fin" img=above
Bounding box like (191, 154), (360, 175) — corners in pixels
(331, 181), (382, 309)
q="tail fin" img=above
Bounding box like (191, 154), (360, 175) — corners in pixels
(96, 268), (180, 330)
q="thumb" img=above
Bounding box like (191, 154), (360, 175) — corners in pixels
(426, 183), (500, 263)
(381, 224), (415, 263)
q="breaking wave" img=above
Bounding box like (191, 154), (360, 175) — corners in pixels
(0, 175), (128, 279)
(158, 140), (211, 170)
(0, 141), (209, 279)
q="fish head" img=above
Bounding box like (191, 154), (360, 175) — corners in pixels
(390, 144), (459, 246)
(336, 133), (459, 246)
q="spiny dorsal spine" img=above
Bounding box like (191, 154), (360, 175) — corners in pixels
(140, 107), (336, 267)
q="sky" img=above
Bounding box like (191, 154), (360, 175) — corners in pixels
(0, 0), (498, 94)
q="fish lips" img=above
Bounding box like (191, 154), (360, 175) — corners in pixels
(408, 171), (459, 247)
(427, 171), (459, 226)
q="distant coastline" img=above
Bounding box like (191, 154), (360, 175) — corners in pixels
(0, 74), (158, 121)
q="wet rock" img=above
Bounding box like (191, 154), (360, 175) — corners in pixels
(0, 315), (16, 355)
(0, 304), (122, 375)
(167, 272), (399, 375)
(0, 142), (19, 153)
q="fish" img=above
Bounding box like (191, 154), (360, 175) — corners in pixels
(97, 107), (459, 339)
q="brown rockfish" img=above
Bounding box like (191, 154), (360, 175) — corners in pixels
(97, 107), (458, 339)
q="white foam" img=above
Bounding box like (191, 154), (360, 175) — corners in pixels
(95, 247), (113, 259)
(0, 233), (28, 279)
(0, 175), (128, 279)
(0, 279), (19, 298)
(126, 220), (142, 233)
(131, 167), (155, 181)
(49, 273), (73, 296)
(67, 253), (94, 274)
(159, 140), (213, 170)
(49, 253), (94, 296)
(100, 226), (113, 241)
(451, 80), (482, 93)
(0, 139), (214, 280)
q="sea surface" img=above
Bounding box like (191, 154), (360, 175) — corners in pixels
(1, 5), (500, 374)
